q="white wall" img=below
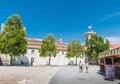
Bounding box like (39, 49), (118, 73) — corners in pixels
(0, 54), (10, 65)
(0, 48), (86, 66)
(24, 49), (86, 66)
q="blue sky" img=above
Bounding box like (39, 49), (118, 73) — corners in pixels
(0, 0), (120, 44)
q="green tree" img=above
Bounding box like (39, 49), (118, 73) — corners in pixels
(0, 14), (27, 65)
(85, 34), (110, 61)
(66, 39), (84, 65)
(39, 34), (57, 65)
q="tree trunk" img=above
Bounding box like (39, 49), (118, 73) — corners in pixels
(75, 56), (77, 65)
(0, 57), (2, 65)
(13, 57), (15, 66)
(10, 56), (13, 66)
(49, 56), (51, 65)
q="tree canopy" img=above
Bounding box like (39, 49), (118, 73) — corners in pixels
(85, 34), (110, 60)
(0, 14), (27, 64)
(39, 34), (57, 65)
(66, 39), (84, 65)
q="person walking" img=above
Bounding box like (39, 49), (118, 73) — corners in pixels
(85, 61), (89, 73)
(79, 61), (83, 72)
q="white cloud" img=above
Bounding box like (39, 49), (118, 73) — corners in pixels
(106, 37), (120, 44)
(98, 11), (120, 23)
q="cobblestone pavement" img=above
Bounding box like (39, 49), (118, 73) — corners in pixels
(0, 66), (63, 84)
(49, 65), (120, 84)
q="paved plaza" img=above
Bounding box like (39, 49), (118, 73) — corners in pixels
(49, 65), (120, 84)
(0, 66), (62, 84)
(0, 65), (120, 84)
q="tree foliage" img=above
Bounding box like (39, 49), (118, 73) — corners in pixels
(66, 39), (84, 65)
(0, 14), (27, 64)
(39, 34), (57, 65)
(85, 34), (110, 60)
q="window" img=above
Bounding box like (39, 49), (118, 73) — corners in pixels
(31, 50), (35, 54)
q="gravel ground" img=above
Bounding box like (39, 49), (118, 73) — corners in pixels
(0, 66), (63, 84)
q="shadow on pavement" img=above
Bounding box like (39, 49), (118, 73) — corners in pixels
(97, 70), (120, 81)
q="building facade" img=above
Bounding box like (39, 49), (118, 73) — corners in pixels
(0, 38), (86, 66)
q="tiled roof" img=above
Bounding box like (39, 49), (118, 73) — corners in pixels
(83, 46), (87, 51)
(27, 38), (42, 42)
(27, 45), (41, 49)
(27, 38), (68, 50)
(110, 44), (120, 48)
(27, 38), (120, 51)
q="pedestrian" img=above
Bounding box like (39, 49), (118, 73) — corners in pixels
(79, 61), (83, 72)
(85, 61), (89, 73)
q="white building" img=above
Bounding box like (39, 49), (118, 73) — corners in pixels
(24, 38), (86, 66)
(0, 38), (86, 66)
